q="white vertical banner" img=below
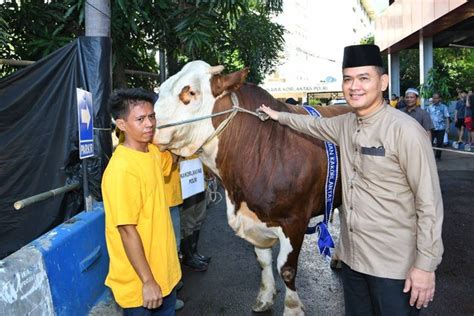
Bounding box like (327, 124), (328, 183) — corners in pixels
(179, 158), (205, 199)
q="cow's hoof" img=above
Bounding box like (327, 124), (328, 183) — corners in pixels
(330, 259), (342, 270)
(252, 300), (273, 312)
(283, 306), (305, 316)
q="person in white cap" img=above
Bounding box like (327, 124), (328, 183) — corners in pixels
(401, 88), (433, 139)
(259, 44), (443, 315)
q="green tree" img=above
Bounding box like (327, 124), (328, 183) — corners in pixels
(1, 0), (285, 88)
(402, 47), (474, 100)
(399, 49), (419, 95)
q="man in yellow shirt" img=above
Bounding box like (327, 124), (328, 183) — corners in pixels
(389, 93), (399, 107)
(102, 88), (181, 315)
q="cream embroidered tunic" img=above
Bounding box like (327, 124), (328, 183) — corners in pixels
(279, 104), (444, 279)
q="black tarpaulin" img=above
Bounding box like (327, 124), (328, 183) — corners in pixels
(0, 37), (112, 259)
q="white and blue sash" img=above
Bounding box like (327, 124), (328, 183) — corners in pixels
(303, 106), (338, 258)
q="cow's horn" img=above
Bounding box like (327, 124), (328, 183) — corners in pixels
(209, 65), (224, 74)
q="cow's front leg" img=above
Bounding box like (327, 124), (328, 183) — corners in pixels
(277, 228), (305, 316)
(252, 247), (276, 312)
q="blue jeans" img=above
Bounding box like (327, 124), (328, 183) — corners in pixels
(341, 262), (420, 316)
(123, 290), (176, 316)
(170, 205), (181, 251)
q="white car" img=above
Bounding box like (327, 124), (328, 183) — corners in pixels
(329, 99), (347, 106)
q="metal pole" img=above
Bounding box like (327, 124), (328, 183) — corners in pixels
(159, 49), (166, 83)
(0, 59), (35, 66)
(13, 182), (80, 211)
(85, 0), (111, 37)
(83, 159), (93, 211)
(84, 0), (110, 211)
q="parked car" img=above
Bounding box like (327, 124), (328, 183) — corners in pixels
(329, 99), (347, 106)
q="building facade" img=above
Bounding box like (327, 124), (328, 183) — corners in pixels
(375, 0), (474, 98)
(261, 0), (375, 104)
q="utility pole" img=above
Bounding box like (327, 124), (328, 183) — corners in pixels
(85, 0), (111, 36)
(84, 0), (112, 211)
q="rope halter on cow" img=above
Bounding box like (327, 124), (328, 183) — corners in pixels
(156, 92), (269, 131)
(156, 92), (269, 153)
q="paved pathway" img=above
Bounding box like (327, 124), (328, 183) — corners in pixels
(177, 150), (474, 315)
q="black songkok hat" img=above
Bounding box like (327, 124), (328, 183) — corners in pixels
(342, 44), (383, 69)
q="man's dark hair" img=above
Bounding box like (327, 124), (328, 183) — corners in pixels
(109, 88), (155, 120)
(374, 66), (385, 76)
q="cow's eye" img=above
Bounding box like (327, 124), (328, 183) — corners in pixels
(190, 91), (195, 96)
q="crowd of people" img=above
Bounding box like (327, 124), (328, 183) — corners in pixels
(388, 88), (473, 156)
(99, 44), (448, 316)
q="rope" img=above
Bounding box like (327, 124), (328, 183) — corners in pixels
(206, 176), (223, 204)
(156, 93), (268, 131)
(156, 108), (235, 129)
(432, 146), (474, 156)
(198, 107), (238, 150)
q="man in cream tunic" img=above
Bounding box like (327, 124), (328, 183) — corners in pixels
(260, 44), (443, 315)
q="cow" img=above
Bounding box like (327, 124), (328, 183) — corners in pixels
(153, 61), (351, 315)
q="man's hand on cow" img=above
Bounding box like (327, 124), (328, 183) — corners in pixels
(403, 267), (435, 309)
(258, 104), (279, 121)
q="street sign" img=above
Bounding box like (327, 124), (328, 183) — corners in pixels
(76, 88), (94, 159)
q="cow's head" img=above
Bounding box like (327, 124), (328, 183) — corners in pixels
(153, 60), (249, 157)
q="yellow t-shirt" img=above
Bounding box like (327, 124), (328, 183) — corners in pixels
(102, 144), (181, 308)
(164, 161), (183, 207)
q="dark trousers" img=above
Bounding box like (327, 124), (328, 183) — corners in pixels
(341, 262), (420, 316)
(431, 130), (445, 159)
(123, 290), (176, 316)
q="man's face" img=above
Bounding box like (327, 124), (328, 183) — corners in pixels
(342, 66), (388, 116)
(405, 92), (418, 107)
(432, 94), (441, 104)
(117, 101), (156, 146)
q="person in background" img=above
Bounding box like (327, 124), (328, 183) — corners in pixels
(180, 157), (211, 272)
(259, 44), (443, 315)
(390, 93), (399, 107)
(453, 90), (467, 147)
(401, 88), (433, 139)
(396, 95), (406, 110)
(102, 88), (181, 315)
(465, 90), (473, 151)
(163, 160), (185, 311)
(285, 97), (298, 105)
(427, 93), (450, 160)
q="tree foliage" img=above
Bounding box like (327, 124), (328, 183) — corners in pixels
(1, 0), (285, 88)
(403, 47), (474, 100)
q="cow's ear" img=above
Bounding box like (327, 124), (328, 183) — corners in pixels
(179, 85), (199, 105)
(209, 65), (224, 75)
(211, 68), (250, 97)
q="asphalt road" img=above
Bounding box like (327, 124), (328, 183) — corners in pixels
(177, 150), (474, 316)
